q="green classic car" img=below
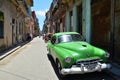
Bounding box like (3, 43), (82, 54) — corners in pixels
(47, 32), (111, 76)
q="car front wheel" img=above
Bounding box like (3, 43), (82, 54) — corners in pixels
(56, 60), (65, 77)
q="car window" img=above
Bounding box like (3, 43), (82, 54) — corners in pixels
(71, 34), (84, 41)
(58, 34), (84, 43)
(58, 35), (72, 43)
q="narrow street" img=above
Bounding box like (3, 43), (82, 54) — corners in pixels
(0, 37), (116, 80)
(0, 37), (58, 80)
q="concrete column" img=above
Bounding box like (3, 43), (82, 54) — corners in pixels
(82, 0), (91, 43)
(65, 11), (70, 32)
(73, 6), (77, 32)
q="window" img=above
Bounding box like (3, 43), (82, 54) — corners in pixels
(58, 34), (84, 43)
(0, 11), (4, 38)
(58, 35), (72, 43)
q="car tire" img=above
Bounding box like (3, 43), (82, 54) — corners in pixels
(47, 49), (53, 60)
(56, 60), (65, 78)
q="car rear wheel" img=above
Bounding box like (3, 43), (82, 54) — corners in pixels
(47, 49), (53, 60)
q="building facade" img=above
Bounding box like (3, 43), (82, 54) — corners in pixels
(32, 11), (40, 37)
(0, 0), (34, 52)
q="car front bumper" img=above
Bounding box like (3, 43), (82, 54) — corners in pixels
(61, 63), (111, 75)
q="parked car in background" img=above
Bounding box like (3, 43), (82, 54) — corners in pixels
(44, 33), (53, 43)
(47, 32), (111, 77)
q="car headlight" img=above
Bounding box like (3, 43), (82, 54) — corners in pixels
(105, 52), (110, 58)
(65, 57), (72, 63)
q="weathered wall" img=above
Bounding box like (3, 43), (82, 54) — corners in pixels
(91, 0), (111, 50)
(0, 0), (17, 51)
(114, 0), (120, 63)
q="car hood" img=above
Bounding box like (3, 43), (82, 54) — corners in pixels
(56, 41), (100, 60)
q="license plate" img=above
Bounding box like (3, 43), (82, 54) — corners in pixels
(85, 64), (97, 70)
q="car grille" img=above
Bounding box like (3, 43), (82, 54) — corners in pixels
(76, 58), (102, 66)
(76, 58), (102, 70)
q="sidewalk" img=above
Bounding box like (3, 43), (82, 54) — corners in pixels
(0, 41), (28, 60)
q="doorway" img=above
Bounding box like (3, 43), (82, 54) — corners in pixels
(91, 0), (111, 51)
(77, 4), (82, 35)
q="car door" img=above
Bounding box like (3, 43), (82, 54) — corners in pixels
(49, 36), (57, 61)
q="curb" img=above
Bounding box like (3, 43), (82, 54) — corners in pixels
(107, 70), (120, 80)
(0, 41), (28, 60)
(0, 46), (21, 60)
(106, 63), (120, 80)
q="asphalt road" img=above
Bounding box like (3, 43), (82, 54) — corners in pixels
(0, 37), (116, 80)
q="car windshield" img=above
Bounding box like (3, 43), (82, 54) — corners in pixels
(58, 34), (84, 43)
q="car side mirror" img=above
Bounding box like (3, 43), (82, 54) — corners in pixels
(51, 40), (55, 44)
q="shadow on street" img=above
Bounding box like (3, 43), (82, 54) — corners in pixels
(47, 53), (116, 80)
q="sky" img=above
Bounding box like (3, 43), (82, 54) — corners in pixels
(31, 0), (52, 31)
